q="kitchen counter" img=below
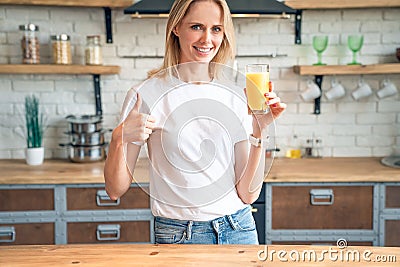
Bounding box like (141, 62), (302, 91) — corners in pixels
(0, 244), (399, 266)
(0, 157), (399, 184)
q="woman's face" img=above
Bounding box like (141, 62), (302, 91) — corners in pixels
(174, 1), (224, 64)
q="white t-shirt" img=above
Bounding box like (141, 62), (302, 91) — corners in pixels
(121, 75), (252, 221)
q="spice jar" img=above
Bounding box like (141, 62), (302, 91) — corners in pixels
(19, 23), (40, 64)
(51, 34), (72, 65)
(85, 35), (103, 65)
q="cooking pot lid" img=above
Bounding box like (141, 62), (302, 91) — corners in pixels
(66, 115), (102, 124)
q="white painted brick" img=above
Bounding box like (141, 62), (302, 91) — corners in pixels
(40, 91), (74, 104)
(383, 9), (400, 20)
(57, 104), (94, 115)
(332, 125), (372, 136)
(50, 7), (91, 21)
(0, 104), (13, 114)
(382, 33), (400, 44)
(360, 21), (382, 32)
(0, 7), (4, 19)
(237, 34), (259, 46)
(101, 45), (117, 58)
(337, 102), (377, 113)
(324, 136), (356, 147)
(0, 32), (6, 44)
(278, 21), (295, 34)
(0, 79), (11, 91)
(302, 10), (342, 22)
(13, 81), (54, 92)
(357, 113), (396, 124)
(382, 21), (400, 32)
(373, 125), (400, 136)
(316, 113), (355, 124)
(102, 102), (121, 115)
(342, 10), (383, 21)
(319, 22), (345, 34)
(116, 21), (157, 35)
(357, 135), (394, 146)
(279, 114), (317, 125)
(377, 101), (400, 113)
(0, 44), (19, 57)
(372, 147), (394, 157)
(6, 7), (50, 20)
(118, 45), (157, 57)
(332, 147), (371, 157)
(138, 34), (165, 47)
(73, 21), (103, 35)
(238, 20), (279, 34)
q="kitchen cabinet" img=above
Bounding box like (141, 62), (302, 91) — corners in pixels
(379, 184), (400, 246)
(0, 162), (153, 246)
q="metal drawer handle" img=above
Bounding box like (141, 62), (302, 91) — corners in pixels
(310, 189), (334, 205)
(96, 190), (120, 206)
(96, 224), (121, 241)
(0, 226), (16, 243)
(251, 206), (258, 213)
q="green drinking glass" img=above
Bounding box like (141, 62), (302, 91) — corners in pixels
(312, 36), (328, 65)
(348, 35), (364, 65)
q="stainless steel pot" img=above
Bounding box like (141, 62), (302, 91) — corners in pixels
(65, 129), (110, 146)
(66, 115), (103, 133)
(60, 143), (107, 163)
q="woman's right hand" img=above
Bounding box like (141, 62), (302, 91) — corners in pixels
(120, 93), (156, 143)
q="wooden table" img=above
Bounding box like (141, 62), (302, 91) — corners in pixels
(0, 244), (399, 266)
(0, 157), (398, 185)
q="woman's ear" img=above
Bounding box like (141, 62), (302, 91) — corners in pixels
(172, 27), (179, 37)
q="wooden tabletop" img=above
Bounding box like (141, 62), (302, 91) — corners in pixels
(0, 157), (399, 185)
(0, 244), (399, 267)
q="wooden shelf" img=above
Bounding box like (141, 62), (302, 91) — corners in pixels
(0, 0), (132, 8)
(293, 63), (400, 76)
(0, 64), (120, 75)
(285, 0), (400, 9)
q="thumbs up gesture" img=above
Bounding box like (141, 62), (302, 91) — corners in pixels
(122, 93), (156, 143)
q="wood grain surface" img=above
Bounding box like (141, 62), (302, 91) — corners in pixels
(285, 0), (400, 9)
(0, 64), (120, 75)
(0, 244), (399, 266)
(0, 0), (132, 8)
(293, 64), (400, 76)
(1, 157), (399, 184)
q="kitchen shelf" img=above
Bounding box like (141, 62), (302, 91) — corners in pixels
(294, 63), (400, 76)
(285, 0), (400, 9)
(0, 64), (121, 116)
(0, 0), (132, 8)
(0, 64), (120, 75)
(0, 0), (133, 43)
(293, 63), (400, 115)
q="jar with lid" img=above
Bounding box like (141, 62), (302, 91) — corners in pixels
(51, 34), (72, 65)
(85, 35), (103, 65)
(19, 23), (40, 64)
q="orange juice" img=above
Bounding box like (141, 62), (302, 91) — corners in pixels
(245, 68), (270, 113)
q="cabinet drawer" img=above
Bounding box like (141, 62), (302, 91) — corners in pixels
(385, 220), (400, 247)
(385, 186), (400, 208)
(0, 189), (54, 211)
(67, 221), (151, 243)
(0, 223), (54, 245)
(67, 186), (150, 210)
(272, 186), (373, 230)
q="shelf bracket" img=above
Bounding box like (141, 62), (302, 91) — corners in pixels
(104, 7), (113, 43)
(93, 74), (103, 116)
(314, 75), (323, 115)
(295, 10), (302, 45)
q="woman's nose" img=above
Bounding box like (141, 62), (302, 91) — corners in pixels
(199, 29), (212, 43)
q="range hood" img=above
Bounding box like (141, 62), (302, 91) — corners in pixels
(124, 0), (297, 19)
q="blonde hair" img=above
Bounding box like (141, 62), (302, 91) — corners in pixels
(148, 0), (236, 78)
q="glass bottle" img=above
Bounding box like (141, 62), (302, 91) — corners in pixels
(19, 23), (40, 64)
(85, 35), (103, 65)
(51, 34), (72, 65)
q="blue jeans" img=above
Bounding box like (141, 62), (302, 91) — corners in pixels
(154, 205), (259, 244)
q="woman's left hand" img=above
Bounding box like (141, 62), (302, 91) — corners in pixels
(251, 91), (287, 137)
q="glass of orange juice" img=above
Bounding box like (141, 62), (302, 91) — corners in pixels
(245, 64), (270, 114)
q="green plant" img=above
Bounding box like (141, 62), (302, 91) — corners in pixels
(25, 95), (44, 148)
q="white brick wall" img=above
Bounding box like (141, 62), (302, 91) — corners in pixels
(0, 5), (399, 159)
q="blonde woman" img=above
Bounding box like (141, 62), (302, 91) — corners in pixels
(104, 0), (286, 244)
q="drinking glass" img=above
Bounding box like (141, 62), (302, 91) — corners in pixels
(312, 36), (328, 65)
(348, 35), (364, 65)
(245, 64), (270, 114)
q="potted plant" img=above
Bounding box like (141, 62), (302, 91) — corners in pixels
(24, 94), (45, 165)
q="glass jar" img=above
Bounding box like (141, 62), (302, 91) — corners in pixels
(85, 35), (103, 65)
(19, 23), (40, 64)
(51, 34), (72, 65)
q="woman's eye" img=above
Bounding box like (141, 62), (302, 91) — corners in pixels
(212, 26), (222, 33)
(191, 25), (202, 30)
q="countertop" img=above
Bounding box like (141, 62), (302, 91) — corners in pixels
(0, 244), (399, 267)
(0, 157), (399, 185)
